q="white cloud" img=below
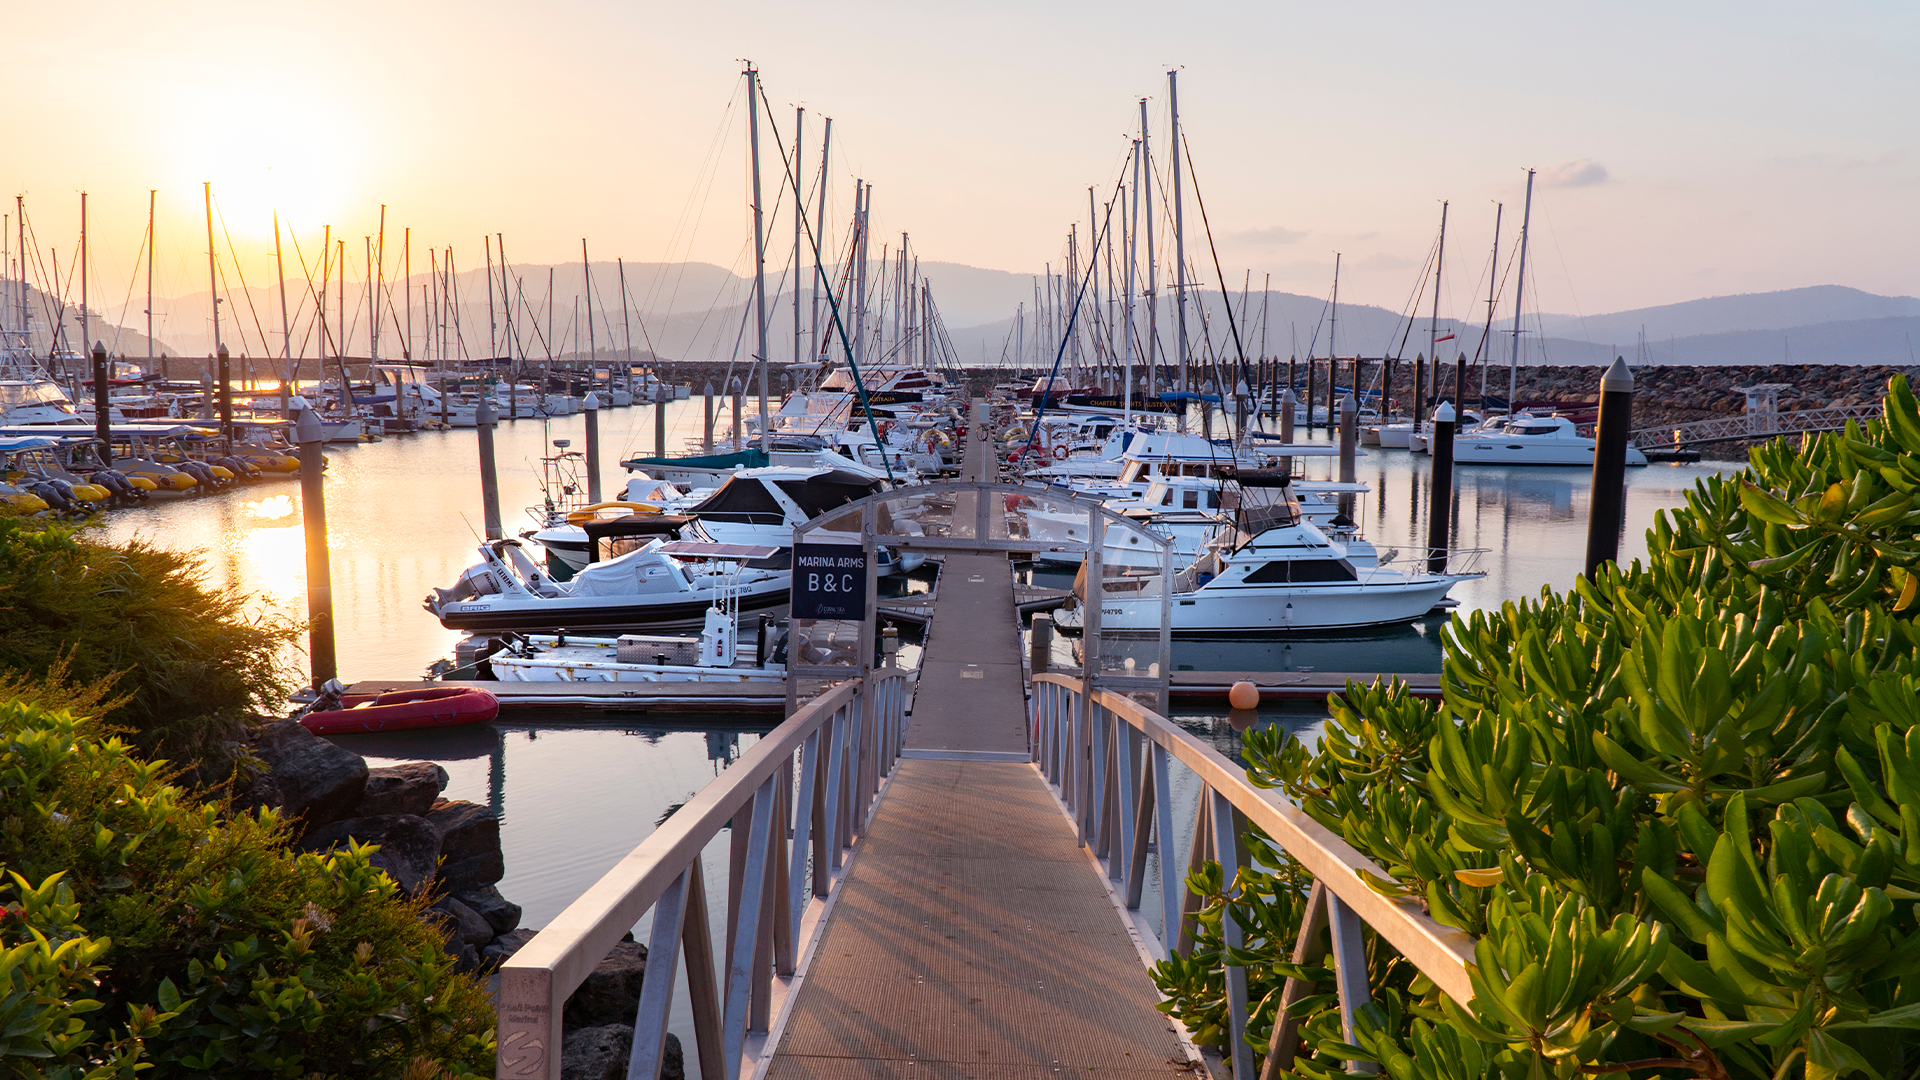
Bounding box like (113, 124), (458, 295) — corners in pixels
(1227, 225), (1309, 248)
(1541, 159), (1610, 188)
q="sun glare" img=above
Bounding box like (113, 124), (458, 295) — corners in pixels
(164, 92), (359, 239)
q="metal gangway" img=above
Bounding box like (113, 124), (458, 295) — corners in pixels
(1632, 401), (1883, 449)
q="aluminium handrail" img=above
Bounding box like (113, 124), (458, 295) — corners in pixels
(496, 668), (912, 1080)
(1030, 672), (1476, 1080)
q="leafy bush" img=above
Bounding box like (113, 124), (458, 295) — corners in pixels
(1155, 376), (1920, 1078)
(0, 698), (495, 1078)
(0, 515), (296, 765)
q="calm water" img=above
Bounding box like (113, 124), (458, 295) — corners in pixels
(88, 401), (1729, 1070)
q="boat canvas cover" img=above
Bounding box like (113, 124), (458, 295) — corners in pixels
(581, 513), (695, 550)
(772, 472), (884, 517)
(566, 550), (690, 597)
(686, 477), (789, 524)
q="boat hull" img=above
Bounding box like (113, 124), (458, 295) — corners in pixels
(1064, 576), (1467, 634)
(435, 585), (791, 634)
(301, 686), (499, 734)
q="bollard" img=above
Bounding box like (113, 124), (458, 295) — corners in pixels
(654, 383), (667, 458)
(1278, 389), (1297, 476)
(731, 378), (744, 451)
(217, 345), (234, 443)
(1411, 350), (1426, 427)
(583, 392), (602, 503)
(295, 407), (338, 690)
(703, 380), (715, 453)
(1304, 359), (1317, 430)
(476, 397), (503, 540)
(1584, 356), (1635, 577)
(91, 342), (111, 463)
(1030, 613), (1053, 676)
(1337, 395), (1358, 517)
(882, 625), (899, 668)
(1427, 402), (1456, 574)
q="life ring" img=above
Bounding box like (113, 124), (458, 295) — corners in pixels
(1052, 444), (1071, 463)
(566, 500), (662, 525)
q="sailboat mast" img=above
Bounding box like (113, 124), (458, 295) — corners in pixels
(793, 107), (804, 367)
(812, 117), (831, 360)
(1139, 99), (1158, 398)
(1508, 169), (1535, 411)
(78, 191), (88, 361)
(852, 182), (868, 367)
(745, 62), (772, 452)
(583, 239), (596, 366)
(372, 206), (385, 362)
(1423, 200), (1448, 417)
(274, 211), (291, 412)
(1169, 70), (1188, 393)
(1329, 253), (1339, 428)
(485, 236), (497, 362)
(145, 191), (155, 374)
(402, 227), (411, 359)
(204, 183), (221, 360)
(1125, 138), (1140, 422)
(1476, 202), (1503, 408)
(618, 257), (631, 369)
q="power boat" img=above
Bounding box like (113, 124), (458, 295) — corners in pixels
(1053, 471), (1482, 635)
(426, 532), (791, 634)
(485, 602), (786, 686)
(1450, 413), (1647, 466)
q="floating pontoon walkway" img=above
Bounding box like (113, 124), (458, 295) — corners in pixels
(762, 551), (1195, 1078)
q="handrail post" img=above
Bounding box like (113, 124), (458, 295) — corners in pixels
(723, 777), (776, 1078)
(1213, 790), (1255, 1080)
(1329, 894), (1379, 1074)
(1154, 742), (1178, 942)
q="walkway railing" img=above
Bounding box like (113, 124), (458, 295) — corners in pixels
(497, 669), (911, 1080)
(1030, 673), (1477, 1080)
(1631, 402), (1883, 448)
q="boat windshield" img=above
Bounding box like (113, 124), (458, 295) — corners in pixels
(0, 381), (74, 410)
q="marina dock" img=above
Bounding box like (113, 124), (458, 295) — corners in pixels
(761, 551), (1193, 1077)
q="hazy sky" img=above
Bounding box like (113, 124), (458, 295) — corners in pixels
(8, 0), (1916, 330)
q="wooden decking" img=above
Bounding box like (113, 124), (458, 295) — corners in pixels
(763, 551), (1195, 1078)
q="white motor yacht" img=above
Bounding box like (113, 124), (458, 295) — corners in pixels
(426, 535), (791, 634)
(1053, 474), (1481, 634)
(1451, 413), (1647, 466)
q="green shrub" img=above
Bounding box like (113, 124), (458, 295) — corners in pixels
(0, 515), (296, 765)
(1156, 376), (1920, 1079)
(0, 698), (495, 1078)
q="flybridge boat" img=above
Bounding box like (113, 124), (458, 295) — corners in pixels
(1450, 413), (1648, 466)
(425, 532), (790, 634)
(1053, 471), (1483, 635)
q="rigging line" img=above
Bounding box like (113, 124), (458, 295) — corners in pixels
(213, 197), (275, 364)
(755, 79), (894, 484)
(1020, 164), (1128, 462)
(646, 85), (741, 319)
(1391, 234), (1440, 361)
(1474, 232), (1522, 367)
(106, 211), (151, 358)
(1179, 130), (1252, 437)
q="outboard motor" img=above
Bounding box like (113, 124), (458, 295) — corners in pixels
(28, 481), (72, 513)
(178, 460), (219, 487)
(92, 470), (138, 501)
(214, 455), (258, 479)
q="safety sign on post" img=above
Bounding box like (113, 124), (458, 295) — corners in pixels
(790, 543), (868, 620)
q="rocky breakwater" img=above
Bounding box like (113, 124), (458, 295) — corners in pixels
(239, 718), (684, 1080)
(1489, 362), (1919, 460)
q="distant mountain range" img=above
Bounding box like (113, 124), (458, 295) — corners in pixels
(31, 261), (1920, 371)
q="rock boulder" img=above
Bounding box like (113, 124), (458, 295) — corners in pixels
(562, 939), (649, 1030)
(455, 883), (523, 936)
(299, 814), (441, 895)
(357, 761), (449, 817)
(245, 719), (368, 832)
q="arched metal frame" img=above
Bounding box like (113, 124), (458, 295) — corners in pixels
(788, 479), (1174, 712)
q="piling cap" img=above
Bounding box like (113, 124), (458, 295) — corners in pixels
(92, 340), (107, 361)
(1601, 356), (1635, 392)
(1340, 395), (1357, 415)
(475, 397), (497, 425)
(1435, 402), (1457, 422)
(218, 344), (229, 359)
(293, 406), (323, 446)
(583, 392), (600, 410)
(1281, 389), (1296, 404)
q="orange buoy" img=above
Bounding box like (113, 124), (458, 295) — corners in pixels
(1227, 680), (1261, 711)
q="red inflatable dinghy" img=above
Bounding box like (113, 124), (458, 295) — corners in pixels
(300, 686), (500, 735)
